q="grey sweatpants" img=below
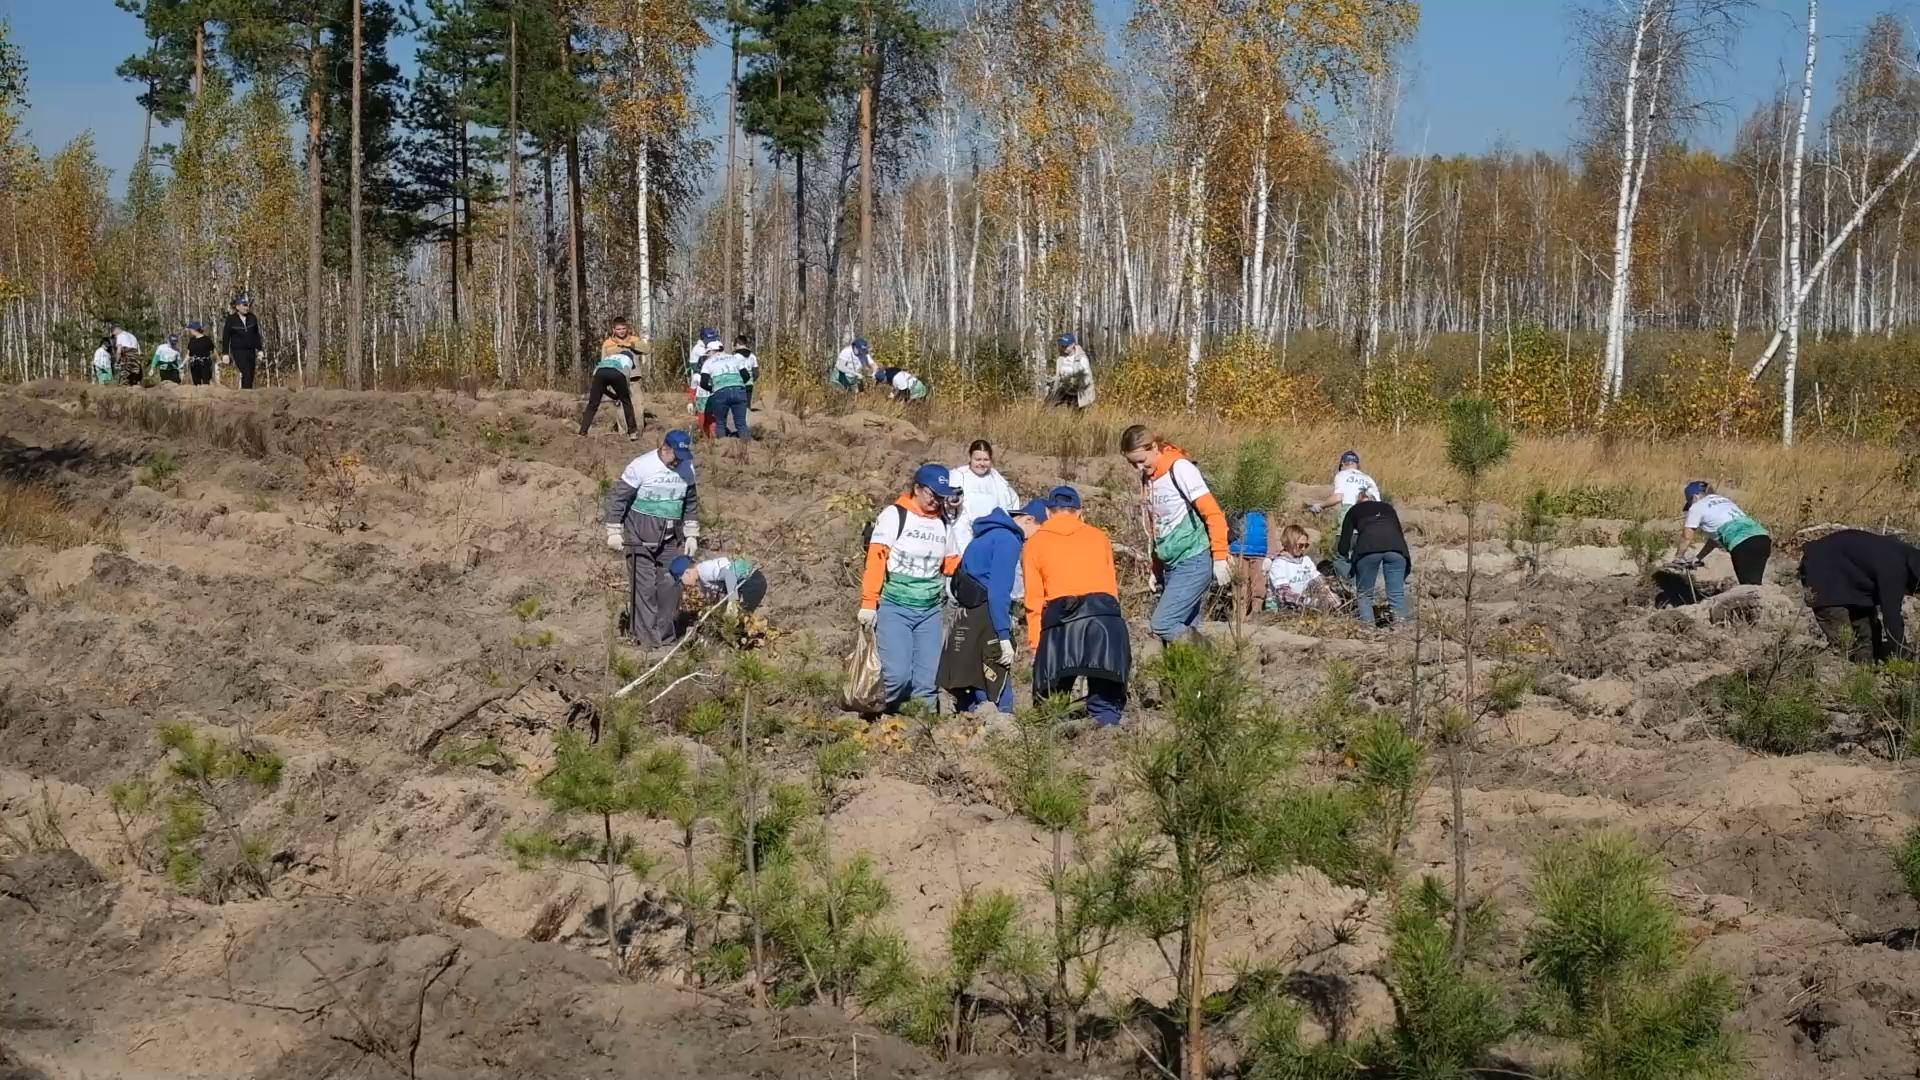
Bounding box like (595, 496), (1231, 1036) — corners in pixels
(622, 514), (685, 647)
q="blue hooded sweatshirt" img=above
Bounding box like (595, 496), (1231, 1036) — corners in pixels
(957, 508), (1025, 639)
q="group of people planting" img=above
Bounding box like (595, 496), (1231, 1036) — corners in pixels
(592, 328), (1920, 728)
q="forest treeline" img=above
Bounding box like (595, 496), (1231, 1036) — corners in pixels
(2, 0), (1919, 441)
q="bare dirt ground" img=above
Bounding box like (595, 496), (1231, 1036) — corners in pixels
(2, 382), (1917, 1079)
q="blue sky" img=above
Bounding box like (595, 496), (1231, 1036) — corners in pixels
(6, 0), (1913, 196)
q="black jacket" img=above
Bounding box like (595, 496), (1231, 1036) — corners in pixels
(1034, 592), (1130, 687)
(1337, 500), (1412, 572)
(221, 312), (262, 354)
(1799, 529), (1920, 645)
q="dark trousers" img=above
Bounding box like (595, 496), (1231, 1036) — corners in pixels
(709, 386), (750, 439)
(156, 367), (181, 384)
(580, 369), (637, 434)
(189, 360), (213, 385)
(1036, 677), (1127, 727)
(1814, 605), (1894, 664)
(1729, 536), (1771, 585)
(230, 349), (258, 389)
(621, 514), (684, 648)
(734, 569), (768, 612)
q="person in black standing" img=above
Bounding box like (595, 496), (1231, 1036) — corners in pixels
(220, 295), (263, 389)
(184, 322), (215, 385)
(1337, 489), (1413, 627)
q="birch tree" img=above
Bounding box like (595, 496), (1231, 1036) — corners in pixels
(1575, 0), (1747, 408)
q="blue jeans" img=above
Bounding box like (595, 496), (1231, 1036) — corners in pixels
(1150, 553), (1213, 643)
(1354, 552), (1409, 625)
(709, 386), (750, 439)
(877, 601), (943, 710)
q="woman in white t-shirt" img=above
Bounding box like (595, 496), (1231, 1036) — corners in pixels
(1680, 481), (1771, 585)
(1266, 523), (1339, 612)
(949, 440), (1021, 554)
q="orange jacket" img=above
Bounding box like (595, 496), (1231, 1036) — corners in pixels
(1021, 514), (1120, 649)
(859, 496), (960, 609)
(1145, 445), (1230, 562)
(601, 333), (642, 358)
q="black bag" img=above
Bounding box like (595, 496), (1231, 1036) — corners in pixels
(950, 568), (989, 609)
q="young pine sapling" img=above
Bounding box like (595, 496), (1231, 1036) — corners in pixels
(1441, 396), (1512, 962)
(1123, 643), (1365, 1080)
(503, 714), (678, 970)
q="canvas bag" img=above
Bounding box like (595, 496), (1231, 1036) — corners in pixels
(840, 622), (888, 714)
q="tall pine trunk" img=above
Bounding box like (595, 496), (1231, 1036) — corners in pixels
(304, 30), (324, 384)
(504, 14), (519, 382)
(347, 0), (364, 389)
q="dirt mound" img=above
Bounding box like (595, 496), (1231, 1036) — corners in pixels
(2, 384), (1916, 1079)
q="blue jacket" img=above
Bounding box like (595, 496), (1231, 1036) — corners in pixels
(958, 509), (1024, 639)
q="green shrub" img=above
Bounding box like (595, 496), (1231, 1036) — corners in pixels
(1619, 520), (1671, 580)
(156, 723), (284, 899)
(1716, 674), (1826, 754)
(139, 449), (180, 488)
(1376, 876), (1510, 1080)
(1894, 826), (1920, 911)
(1526, 833), (1740, 1080)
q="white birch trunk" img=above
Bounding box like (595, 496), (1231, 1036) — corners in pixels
(1601, 1), (1654, 408)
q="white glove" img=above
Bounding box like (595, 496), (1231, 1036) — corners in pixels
(996, 639), (1016, 667)
(857, 608), (878, 627)
(682, 521), (700, 557)
(1305, 502), (1323, 515)
(1212, 560), (1232, 588)
(604, 524), (624, 551)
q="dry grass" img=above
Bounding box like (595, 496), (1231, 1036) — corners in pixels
(0, 479), (112, 550)
(89, 394), (270, 457)
(907, 400), (1919, 533)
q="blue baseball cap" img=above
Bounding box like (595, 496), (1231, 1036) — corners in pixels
(663, 429), (694, 459)
(699, 327), (718, 342)
(1057, 332), (1075, 347)
(852, 338), (870, 353)
(1339, 449), (1361, 466)
(913, 463), (957, 498)
(186, 321), (203, 331)
(1047, 485), (1081, 510)
(232, 294), (250, 306)
(1016, 498), (1051, 523)
(669, 555), (692, 578)
(1683, 480), (1709, 510)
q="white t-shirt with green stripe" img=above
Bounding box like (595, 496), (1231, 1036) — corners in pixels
(1685, 494), (1768, 550)
(871, 505), (955, 608)
(1146, 458), (1213, 566)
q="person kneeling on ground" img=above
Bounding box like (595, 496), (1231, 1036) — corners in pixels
(1679, 480), (1771, 585)
(939, 499), (1045, 713)
(1122, 425), (1230, 644)
(580, 345), (643, 438)
(1338, 489), (1411, 626)
(1023, 486), (1129, 727)
(1267, 524), (1341, 612)
(1798, 528), (1920, 663)
(605, 430), (700, 648)
(832, 338), (872, 390)
(859, 464), (960, 712)
(673, 553), (766, 613)
(871, 365), (929, 402)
